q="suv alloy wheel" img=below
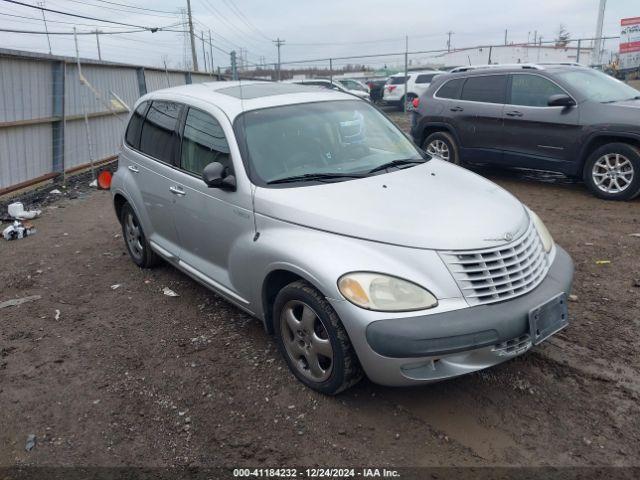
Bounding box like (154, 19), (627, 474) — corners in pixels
(583, 143), (640, 200)
(423, 131), (460, 165)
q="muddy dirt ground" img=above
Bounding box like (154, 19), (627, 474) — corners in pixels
(1, 112), (639, 475)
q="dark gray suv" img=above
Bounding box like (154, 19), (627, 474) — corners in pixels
(411, 64), (640, 200)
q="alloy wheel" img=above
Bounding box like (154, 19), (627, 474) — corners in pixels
(124, 211), (144, 262)
(592, 153), (635, 194)
(426, 139), (450, 161)
(280, 300), (334, 382)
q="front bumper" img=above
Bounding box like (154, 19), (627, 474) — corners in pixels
(339, 246), (574, 386)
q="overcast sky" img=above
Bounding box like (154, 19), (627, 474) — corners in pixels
(0, 0), (636, 70)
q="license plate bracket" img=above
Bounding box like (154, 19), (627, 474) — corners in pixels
(528, 293), (569, 345)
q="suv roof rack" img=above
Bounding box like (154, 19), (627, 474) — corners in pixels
(449, 62), (585, 73)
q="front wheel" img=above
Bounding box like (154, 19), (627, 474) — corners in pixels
(273, 280), (363, 395)
(583, 143), (640, 200)
(423, 131), (460, 165)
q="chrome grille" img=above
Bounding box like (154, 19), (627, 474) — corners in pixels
(440, 222), (550, 306)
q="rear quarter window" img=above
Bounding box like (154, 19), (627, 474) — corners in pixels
(435, 78), (465, 99)
(124, 101), (148, 149)
(415, 74), (438, 84)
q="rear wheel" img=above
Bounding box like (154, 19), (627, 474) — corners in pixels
(583, 143), (640, 200)
(423, 131), (460, 165)
(120, 202), (160, 268)
(273, 280), (363, 395)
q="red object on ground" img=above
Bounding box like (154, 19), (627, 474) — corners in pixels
(97, 170), (113, 190)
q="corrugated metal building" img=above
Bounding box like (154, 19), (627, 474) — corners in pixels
(0, 48), (223, 193)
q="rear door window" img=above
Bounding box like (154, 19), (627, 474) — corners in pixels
(509, 74), (566, 107)
(180, 108), (231, 176)
(436, 78), (465, 99)
(460, 75), (507, 104)
(388, 76), (408, 85)
(139, 101), (181, 164)
(124, 101), (148, 149)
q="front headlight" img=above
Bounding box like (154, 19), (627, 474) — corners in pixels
(530, 210), (554, 253)
(337, 272), (438, 312)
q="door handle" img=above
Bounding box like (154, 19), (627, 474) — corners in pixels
(450, 106), (464, 112)
(505, 110), (523, 117)
(169, 186), (186, 196)
(128, 165), (139, 173)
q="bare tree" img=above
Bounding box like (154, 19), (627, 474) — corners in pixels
(555, 24), (571, 47)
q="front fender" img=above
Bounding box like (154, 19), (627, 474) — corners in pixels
(248, 214), (463, 323)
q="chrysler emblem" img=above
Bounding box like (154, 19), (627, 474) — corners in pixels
(484, 231), (516, 242)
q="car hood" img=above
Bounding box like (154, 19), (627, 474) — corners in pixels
(254, 160), (529, 250)
(595, 99), (640, 125)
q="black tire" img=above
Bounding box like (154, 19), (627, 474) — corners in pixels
(273, 280), (363, 395)
(583, 142), (640, 201)
(422, 131), (461, 165)
(119, 202), (160, 268)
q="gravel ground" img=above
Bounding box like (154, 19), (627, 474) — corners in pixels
(1, 112), (639, 473)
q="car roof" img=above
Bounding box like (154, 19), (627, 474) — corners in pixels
(137, 81), (356, 121)
(447, 63), (587, 75)
(390, 70), (441, 76)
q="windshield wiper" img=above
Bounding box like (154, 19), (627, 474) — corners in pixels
(267, 172), (366, 185)
(366, 158), (426, 175)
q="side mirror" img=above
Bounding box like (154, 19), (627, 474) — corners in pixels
(202, 162), (237, 191)
(548, 94), (576, 107)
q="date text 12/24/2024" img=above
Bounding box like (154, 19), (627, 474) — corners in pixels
(233, 468), (400, 478)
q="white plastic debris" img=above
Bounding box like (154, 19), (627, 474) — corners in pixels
(49, 189), (62, 195)
(110, 284), (121, 290)
(54, 309), (61, 320)
(0, 295), (41, 309)
(2, 221), (36, 241)
(89, 179), (98, 188)
(8, 202), (41, 220)
(162, 287), (179, 297)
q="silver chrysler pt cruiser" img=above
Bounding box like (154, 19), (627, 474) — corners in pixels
(112, 81), (574, 394)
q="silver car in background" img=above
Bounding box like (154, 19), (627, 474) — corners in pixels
(111, 81), (574, 394)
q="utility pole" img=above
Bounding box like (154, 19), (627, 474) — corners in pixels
(446, 31), (453, 52)
(273, 38), (285, 80)
(95, 30), (102, 60)
(201, 31), (207, 72)
(186, 0), (198, 71)
(208, 30), (214, 74)
(38, 1), (52, 55)
(230, 51), (238, 80)
(592, 0), (607, 66)
(403, 35), (408, 113)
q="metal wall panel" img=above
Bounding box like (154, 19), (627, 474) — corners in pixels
(65, 64), (140, 117)
(0, 57), (53, 123)
(63, 113), (127, 169)
(0, 124), (51, 189)
(190, 73), (216, 84)
(145, 70), (186, 92)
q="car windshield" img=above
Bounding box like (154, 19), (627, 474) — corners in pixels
(237, 100), (425, 186)
(341, 80), (368, 92)
(555, 69), (640, 103)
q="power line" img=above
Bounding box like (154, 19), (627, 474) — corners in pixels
(1, 0), (160, 30)
(91, 0), (179, 15)
(0, 26), (152, 34)
(53, 0), (179, 19)
(221, 0), (271, 41)
(0, 11), (150, 29)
